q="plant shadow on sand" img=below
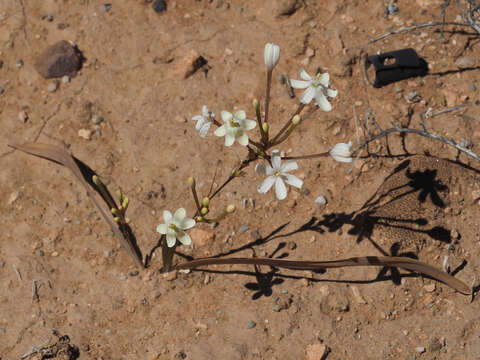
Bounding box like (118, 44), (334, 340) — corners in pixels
(176, 155), (477, 299)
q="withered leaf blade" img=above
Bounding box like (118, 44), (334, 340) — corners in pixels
(175, 255), (471, 295)
(9, 142), (144, 268)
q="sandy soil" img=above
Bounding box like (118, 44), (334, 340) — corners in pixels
(1, 0), (480, 359)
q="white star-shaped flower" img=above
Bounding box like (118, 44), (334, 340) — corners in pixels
(256, 150), (303, 200)
(156, 208), (196, 247)
(214, 110), (256, 146)
(192, 105), (213, 138)
(329, 141), (353, 163)
(289, 69), (338, 111)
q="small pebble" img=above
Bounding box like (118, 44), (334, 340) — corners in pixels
(51, 251), (59, 257)
(102, 3), (112, 12)
(387, 1), (399, 15)
(75, 219), (82, 225)
(239, 225), (249, 233)
(407, 90), (421, 103)
(0, 88), (4, 95)
(92, 115), (104, 124)
(395, 85), (403, 93)
(246, 321), (256, 329)
(120, 274), (127, 281)
(314, 195), (327, 205)
(470, 84), (477, 91)
(41, 14), (54, 21)
(78, 129), (92, 140)
(18, 111), (28, 123)
(104, 249), (114, 257)
(47, 81), (58, 92)
(129, 270), (139, 277)
(152, 0), (167, 13)
(16, 59), (24, 68)
(415, 346), (426, 354)
(62, 75), (70, 83)
(36, 250), (45, 257)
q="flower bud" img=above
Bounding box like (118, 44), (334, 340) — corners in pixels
(201, 207), (209, 215)
(202, 197), (210, 207)
(292, 114), (301, 125)
(329, 141), (353, 163)
(188, 177), (195, 187)
(262, 122), (269, 133)
(264, 43), (280, 71)
(253, 98), (259, 111)
(196, 216), (203, 222)
(226, 204), (236, 213)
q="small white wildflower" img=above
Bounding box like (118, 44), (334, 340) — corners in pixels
(256, 150), (303, 200)
(192, 105), (213, 138)
(156, 208), (196, 247)
(264, 42), (280, 71)
(214, 110), (256, 146)
(329, 141), (353, 163)
(289, 69), (338, 110)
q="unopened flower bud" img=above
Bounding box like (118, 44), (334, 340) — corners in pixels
(202, 197), (210, 207)
(264, 42), (280, 71)
(329, 141), (353, 163)
(226, 204), (236, 213)
(262, 122), (269, 133)
(188, 177), (195, 187)
(292, 114), (301, 125)
(196, 216), (203, 222)
(253, 98), (259, 111)
(201, 207), (209, 215)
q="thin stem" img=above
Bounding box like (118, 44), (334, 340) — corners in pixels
(264, 70), (273, 124)
(161, 235), (175, 272)
(190, 182), (202, 213)
(353, 126), (480, 163)
(282, 152), (330, 160)
(269, 103), (305, 146)
(254, 101), (268, 144)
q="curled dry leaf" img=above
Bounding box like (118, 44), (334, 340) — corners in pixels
(175, 255), (471, 295)
(9, 142), (144, 268)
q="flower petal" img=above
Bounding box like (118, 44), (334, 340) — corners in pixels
(299, 69), (312, 81)
(225, 133), (235, 147)
(275, 178), (287, 200)
(199, 122), (212, 138)
(166, 233), (177, 247)
(271, 150), (282, 170)
(221, 110), (232, 123)
(255, 163), (267, 175)
(178, 232), (192, 246)
(156, 223), (168, 234)
(234, 110), (246, 120)
(258, 175), (276, 194)
(241, 119), (257, 131)
(289, 79), (310, 89)
(237, 132), (249, 146)
(327, 88), (338, 98)
(202, 105), (209, 117)
(317, 72), (330, 86)
(194, 117), (205, 130)
(180, 217), (196, 230)
(283, 173), (303, 189)
(214, 125), (226, 137)
(174, 208), (186, 223)
(163, 210), (172, 223)
(280, 160), (298, 173)
(299, 86), (315, 104)
(315, 92), (332, 111)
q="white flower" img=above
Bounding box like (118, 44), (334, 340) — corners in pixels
(329, 141), (353, 163)
(214, 110), (256, 146)
(156, 208), (196, 247)
(192, 105), (213, 138)
(256, 150), (303, 200)
(264, 43), (280, 71)
(289, 69), (338, 111)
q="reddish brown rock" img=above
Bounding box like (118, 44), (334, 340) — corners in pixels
(35, 41), (83, 79)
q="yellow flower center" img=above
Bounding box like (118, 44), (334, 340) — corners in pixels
(274, 170), (281, 177)
(169, 223), (182, 236)
(229, 118), (240, 128)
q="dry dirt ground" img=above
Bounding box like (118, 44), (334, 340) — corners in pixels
(2, 0), (480, 359)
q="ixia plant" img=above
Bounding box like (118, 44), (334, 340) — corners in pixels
(11, 41), (473, 295)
